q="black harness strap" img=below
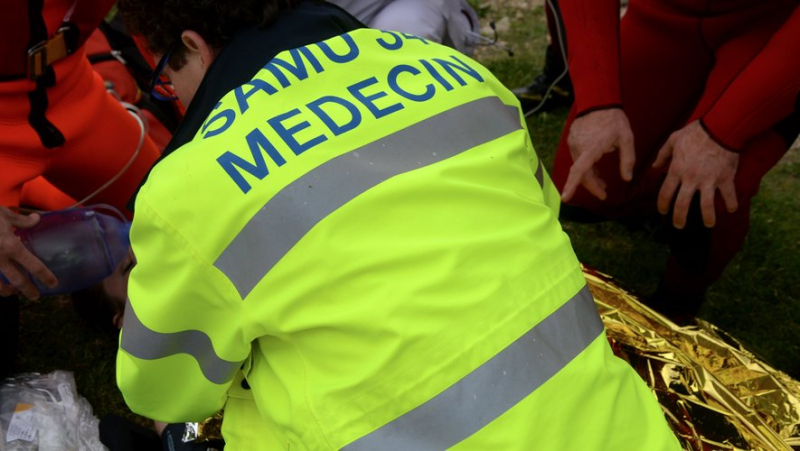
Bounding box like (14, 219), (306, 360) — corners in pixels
(26, 0), (65, 148)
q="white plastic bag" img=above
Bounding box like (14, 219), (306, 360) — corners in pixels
(0, 371), (105, 451)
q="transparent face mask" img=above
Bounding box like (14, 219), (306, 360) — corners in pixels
(1, 205), (131, 296)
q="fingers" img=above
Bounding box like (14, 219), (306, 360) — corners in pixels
(0, 284), (17, 297)
(661, 180), (740, 229)
(0, 261), (40, 300)
(0, 206), (40, 229)
(702, 182), (739, 227)
(700, 186), (716, 228)
(563, 109), (638, 202)
(0, 234), (55, 300)
(719, 181), (739, 213)
(562, 156), (590, 201)
(670, 184), (695, 229)
(581, 169), (608, 201)
(652, 138), (673, 169)
(657, 172), (680, 215)
(562, 164), (607, 202)
(560, 171), (580, 202)
(14, 246), (57, 290)
(7, 212), (41, 229)
(618, 133), (635, 181)
(562, 151), (607, 202)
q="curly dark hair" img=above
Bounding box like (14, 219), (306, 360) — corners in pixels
(119, 0), (304, 69)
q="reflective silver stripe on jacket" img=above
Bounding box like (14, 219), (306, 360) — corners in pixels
(534, 156), (545, 187)
(342, 286), (603, 451)
(215, 96), (523, 299)
(120, 300), (241, 385)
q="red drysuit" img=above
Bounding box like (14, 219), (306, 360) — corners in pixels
(553, 0), (800, 297)
(0, 0), (161, 218)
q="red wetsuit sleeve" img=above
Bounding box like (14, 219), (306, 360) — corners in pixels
(0, 3), (34, 77)
(560, 0), (622, 115)
(66, 0), (117, 46)
(701, 7), (800, 152)
(0, 0), (115, 77)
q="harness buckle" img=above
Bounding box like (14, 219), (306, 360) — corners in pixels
(27, 27), (71, 80)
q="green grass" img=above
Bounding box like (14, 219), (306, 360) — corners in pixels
(15, 296), (137, 422)
(11, 0), (798, 426)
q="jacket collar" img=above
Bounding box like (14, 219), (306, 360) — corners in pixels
(129, 1), (363, 210)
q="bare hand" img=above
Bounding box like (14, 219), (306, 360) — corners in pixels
(653, 121), (739, 229)
(561, 108), (636, 202)
(0, 207), (57, 299)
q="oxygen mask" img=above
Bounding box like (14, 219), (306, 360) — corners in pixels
(0, 205), (131, 296)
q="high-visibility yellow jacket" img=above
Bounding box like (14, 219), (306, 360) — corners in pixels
(118, 25), (680, 451)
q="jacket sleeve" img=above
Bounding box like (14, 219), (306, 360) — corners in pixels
(117, 196), (250, 423)
(700, 7), (800, 152)
(560, 0), (622, 115)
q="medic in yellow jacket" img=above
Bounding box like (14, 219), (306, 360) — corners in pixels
(116, 1), (681, 450)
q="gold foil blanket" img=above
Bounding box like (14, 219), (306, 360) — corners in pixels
(585, 267), (799, 450)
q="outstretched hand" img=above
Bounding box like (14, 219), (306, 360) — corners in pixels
(0, 207), (57, 299)
(653, 120), (739, 229)
(561, 108), (636, 202)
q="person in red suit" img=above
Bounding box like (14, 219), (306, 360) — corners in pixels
(552, 0), (800, 319)
(0, 0), (161, 219)
(0, 0), (162, 377)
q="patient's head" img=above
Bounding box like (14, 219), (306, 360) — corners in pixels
(71, 248), (135, 331)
